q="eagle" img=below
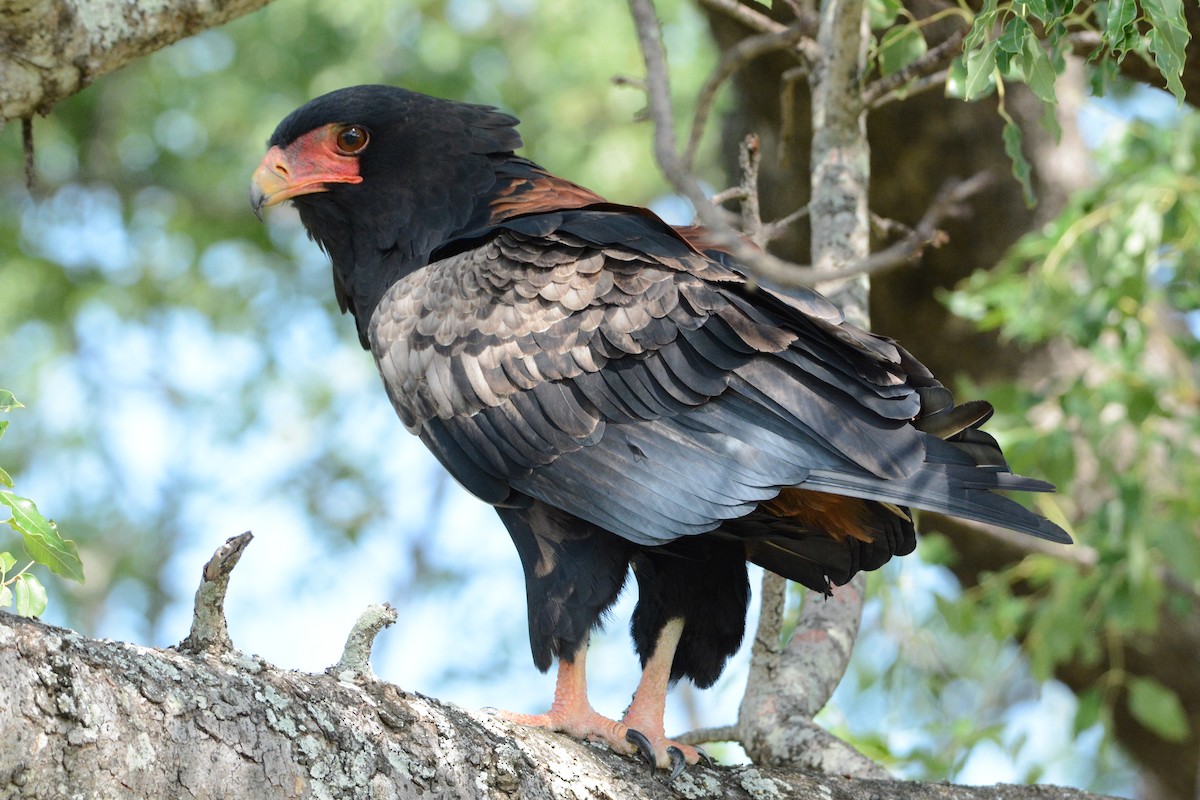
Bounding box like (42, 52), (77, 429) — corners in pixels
(250, 84), (1070, 777)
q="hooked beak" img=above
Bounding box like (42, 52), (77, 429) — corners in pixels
(249, 140), (363, 220)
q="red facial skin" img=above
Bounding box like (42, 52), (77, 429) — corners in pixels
(250, 124), (365, 217)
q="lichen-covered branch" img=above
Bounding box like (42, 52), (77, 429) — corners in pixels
(0, 612), (1121, 799)
(0, 0), (275, 125)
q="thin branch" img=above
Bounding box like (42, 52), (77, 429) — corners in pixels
(683, 25), (813, 172)
(695, 0), (789, 36)
(848, 170), (995, 277)
(673, 724), (740, 746)
(22, 116), (34, 189)
(862, 28), (966, 109)
(630, 0), (975, 289)
(869, 68), (952, 109)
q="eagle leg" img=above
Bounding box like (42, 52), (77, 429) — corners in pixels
(619, 618), (708, 772)
(492, 639), (633, 753)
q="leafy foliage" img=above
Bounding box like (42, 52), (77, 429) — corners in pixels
(948, 1), (1192, 201)
(1, 391), (84, 617)
(946, 111), (1200, 746)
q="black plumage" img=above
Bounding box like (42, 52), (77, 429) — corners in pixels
(251, 84), (1071, 770)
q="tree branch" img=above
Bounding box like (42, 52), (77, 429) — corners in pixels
(0, 611), (1124, 799)
(626, 0), (982, 289)
(862, 27), (966, 110)
(0, 0), (275, 125)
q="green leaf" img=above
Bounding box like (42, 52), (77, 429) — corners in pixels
(0, 465), (11, 489)
(0, 551), (15, 574)
(0, 390), (20, 413)
(13, 573), (47, 618)
(868, 0), (903, 29)
(1021, 35), (1059, 105)
(1002, 118), (1036, 206)
(1142, 0), (1191, 105)
(1104, 0), (1139, 53)
(997, 16), (1029, 55)
(963, 40), (999, 101)
(1127, 676), (1190, 742)
(1073, 687), (1105, 736)
(0, 492), (85, 583)
(963, 0), (998, 53)
(878, 25), (928, 77)
(0, 584), (11, 608)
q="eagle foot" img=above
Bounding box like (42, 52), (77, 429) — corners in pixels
(624, 728), (710, 781)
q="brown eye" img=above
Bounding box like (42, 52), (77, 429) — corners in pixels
(335, 125), (369, 155)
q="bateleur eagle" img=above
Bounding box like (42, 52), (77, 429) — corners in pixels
(251, 84), (1070, 776)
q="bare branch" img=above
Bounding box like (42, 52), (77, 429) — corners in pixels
(850, 170), (995, 277)
(22, 116), (34, 189)
(683, 25), (813, 172)
(862, 28), (966, 110)
(695, 0), (789, 36)
(629, 0), (977, 289)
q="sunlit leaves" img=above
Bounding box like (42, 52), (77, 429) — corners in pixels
(1, 392), (85, 597)
(946, 110), (1200, 763)
(956, 1), (1189, 201)
(0, 493), (84, 583)
(1143, 0), (1191, 104)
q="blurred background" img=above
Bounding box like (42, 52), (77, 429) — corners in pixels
(2, 2), (1197, 798)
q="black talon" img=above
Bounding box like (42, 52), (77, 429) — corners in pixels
(695, 746), (714, 768)
(665, 746), (687, 784)
(625, 729), (656, 770)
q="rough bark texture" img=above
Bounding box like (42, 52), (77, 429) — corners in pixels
(0, 0), (274, 125)
(0, 612), (1123, 800)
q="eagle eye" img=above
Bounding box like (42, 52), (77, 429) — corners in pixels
(334, 125), (369, 155)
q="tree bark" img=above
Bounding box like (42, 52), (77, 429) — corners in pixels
(0, 612), (1123, 800)
(0, 0), (274, 125)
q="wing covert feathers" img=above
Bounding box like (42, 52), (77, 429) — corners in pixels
(368, 207), (1071, 553)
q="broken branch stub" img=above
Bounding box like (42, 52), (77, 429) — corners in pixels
(176, 531), (254, 655)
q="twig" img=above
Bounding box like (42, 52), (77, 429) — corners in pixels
(847, 170), (995, 277)
(863, 27), (966, 109)
(869, 68), (953, 110)
(673, 723), (740, 746)
(762, 203), (811, 241)
(22, 116), (35, 190)
(630, 0), (972, 289)
(177, 531), (254, 655)
(683, 25), (813, 172)
(735, 134), (764, 245)
(695, 0), (788, 35)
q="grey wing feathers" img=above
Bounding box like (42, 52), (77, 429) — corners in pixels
(369, 215), (1071, 546)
